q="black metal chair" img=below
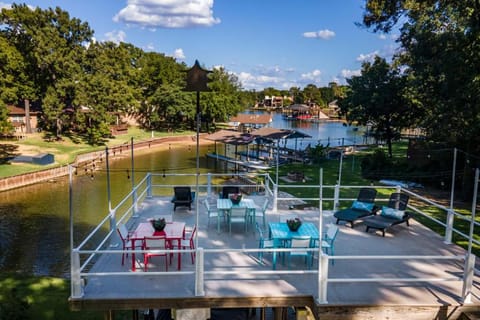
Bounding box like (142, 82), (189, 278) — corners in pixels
(171, 186), (194, 211)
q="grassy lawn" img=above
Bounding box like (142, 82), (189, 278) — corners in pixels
(0, 274), (133, 320)
(0, 127), (195, 178)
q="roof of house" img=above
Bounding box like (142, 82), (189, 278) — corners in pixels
(229, 113), (272, 125)
(7, 104), (40, 115)
(205, 127), (311, 145)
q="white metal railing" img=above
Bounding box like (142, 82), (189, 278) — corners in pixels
(71, 172), (478, 304)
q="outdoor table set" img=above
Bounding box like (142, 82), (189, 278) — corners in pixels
(217, 198), (256, 233)
(129, 221), (185, 271)
(268, 222), (320, 269)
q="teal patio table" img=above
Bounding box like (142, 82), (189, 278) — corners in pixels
(217, 198), (256, 231)
(268, 222), (319, 269)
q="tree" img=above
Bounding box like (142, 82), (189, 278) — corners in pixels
(203, 67), (243, 127)
(361, 0), (480, 197)
(1, 4), (93, 137)
(339, 56), (417, 157)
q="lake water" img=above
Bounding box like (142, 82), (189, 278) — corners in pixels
(0, 113), (366, 277)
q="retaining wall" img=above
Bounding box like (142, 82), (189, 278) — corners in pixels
(0, 135), (200, 192)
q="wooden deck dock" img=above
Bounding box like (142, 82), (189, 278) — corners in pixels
(69, 193), (480, 319)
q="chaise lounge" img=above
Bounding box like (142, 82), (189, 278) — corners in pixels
(333, 188), (378, 227)
(363, 192), (411, 237)
(171, 186), (194, 211)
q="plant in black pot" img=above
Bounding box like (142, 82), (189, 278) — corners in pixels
(230, 193), (242, 205)
(286, 217), (302, 231)
(151, 218), (167, 232)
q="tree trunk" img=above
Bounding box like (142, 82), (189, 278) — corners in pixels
(24, 99), (32, 134)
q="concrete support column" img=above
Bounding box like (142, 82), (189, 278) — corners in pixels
(195, 247), (204, 296)
(462, 254), (476, 303)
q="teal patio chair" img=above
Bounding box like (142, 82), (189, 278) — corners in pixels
(253, 198), (269, 229)
(203, 199), (223, 232)
(228, 207), (248, 233)
(255, 222), (275, 264)
(286, 236), (312, 269)
(317, 224), (339, 265)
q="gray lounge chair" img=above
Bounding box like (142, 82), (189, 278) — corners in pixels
(364, 193), (410, 237)
(333, 188), (378, 227)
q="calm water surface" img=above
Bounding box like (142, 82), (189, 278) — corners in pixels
(0, 114), (366, 277)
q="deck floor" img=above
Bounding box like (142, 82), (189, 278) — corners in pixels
(74, 194), (480, 311)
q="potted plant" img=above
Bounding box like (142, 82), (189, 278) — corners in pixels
(151, 218), (167, 232)
(230, 193), (242, 205)
(286, 217), (302, 231)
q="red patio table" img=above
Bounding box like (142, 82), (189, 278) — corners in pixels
(130, 221), (185, 271)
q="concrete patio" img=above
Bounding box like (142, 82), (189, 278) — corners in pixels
(70, 191), (480, 319)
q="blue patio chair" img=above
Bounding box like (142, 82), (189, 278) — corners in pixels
(286, 236), (312, 269)
(253, 198), (269, 228)
(203, 199), (223, 232)
(255, 222), (275, 263)
(313, 224), (339, 266)
(228, 207), (248, 233)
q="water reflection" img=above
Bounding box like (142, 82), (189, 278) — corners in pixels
(0, 115), (366, 277)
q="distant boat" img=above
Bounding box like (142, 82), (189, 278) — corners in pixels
(296, 114), (312, 120)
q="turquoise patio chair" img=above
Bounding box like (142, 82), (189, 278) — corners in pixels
(253, 198), (269, 228)
(228, 207), (248, 234)
(255, 222), (275, 263)
(286, 236), (312, 269)
(203, 199), (223, 232)
(317, 224), (339, 265)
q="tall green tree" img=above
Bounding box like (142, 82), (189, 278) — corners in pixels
(203, 67), (243, 129)
(1, 4), (93, 137)
(136, 51), (187, 130)
(339, 56), (417, 157)
(362, 0), (480, 196)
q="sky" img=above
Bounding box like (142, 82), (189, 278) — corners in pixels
(1, 0), (399, 91)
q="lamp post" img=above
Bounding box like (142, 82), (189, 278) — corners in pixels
(185, 60), (211, 296)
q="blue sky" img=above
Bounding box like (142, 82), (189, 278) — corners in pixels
(2, 0), (399, 90)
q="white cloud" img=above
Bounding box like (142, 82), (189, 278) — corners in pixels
(303, 29), (335, 40)
(301, 69), (322, 82)
(236, 71), (284, 90)
(114, 0), (221, 28)
(0, 2), (10, 9)
(356, 50), (379, 63)
(144, 43), (155, 51)
(341, 69), (361, 79)
(172, 48), (185, 59)
(104, 30), (127, 43)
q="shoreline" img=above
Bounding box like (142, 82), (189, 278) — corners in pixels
(0, 134), (215, 192)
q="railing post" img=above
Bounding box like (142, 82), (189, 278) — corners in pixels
(462, 254), (475, 304)
(146, 173), (152, 198)
(318, 253), (328, 304)
(195, 247), (204, 296)
(207, 173), (212, 198)
(273, 185), (278, 213)
(109, 209), (117, 233)
(333, 184), (339, 211)
(444, 209), (454, 244)
(71, 249), (83, 298)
